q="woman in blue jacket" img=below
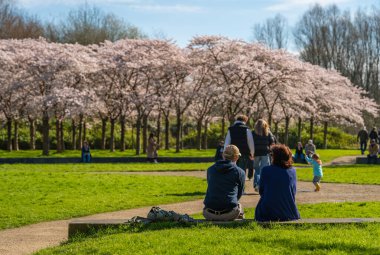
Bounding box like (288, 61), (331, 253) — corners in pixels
(255, 144), (300, 222)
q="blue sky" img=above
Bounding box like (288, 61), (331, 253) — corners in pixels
(18, 0), (379, 48)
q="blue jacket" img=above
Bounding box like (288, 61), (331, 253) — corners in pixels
(204, 160), (245, 211)
(255, 165), (300, 222)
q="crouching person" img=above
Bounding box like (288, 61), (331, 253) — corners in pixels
(203, 145), (245, 221)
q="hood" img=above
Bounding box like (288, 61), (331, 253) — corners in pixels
(214, 160), (236, 173)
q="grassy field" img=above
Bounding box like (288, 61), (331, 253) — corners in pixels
(0, 170), (206, 230)
(36, 202), (380, 255)
(297, 165), (380, 185)
(0, 149), (215, 158)
(0, 148), (360, 160)
(0, 163), (211, 172)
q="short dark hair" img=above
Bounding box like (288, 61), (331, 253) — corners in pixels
(271, 144), (293, 169)
(236, 115), (248, 123)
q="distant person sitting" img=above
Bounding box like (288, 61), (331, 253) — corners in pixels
(214, 140), (224, 162)
(305, 140), (316, 157)
(203, 145), (245, 221)
(293, 142), (306, 163)
(367, 139), (379, 164)
(255, 144), (300, 222)
(81, 141), (91, 163)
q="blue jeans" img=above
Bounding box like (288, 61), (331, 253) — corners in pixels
(254, 155), (271, 188)
(82, 153), (91, 163)
(360, 141), (367, 155)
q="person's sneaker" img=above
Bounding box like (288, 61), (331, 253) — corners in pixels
(315, 183), (321, 192)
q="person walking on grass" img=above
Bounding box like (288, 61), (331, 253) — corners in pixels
(251, 119), (275, 192)
(305, 153), (323, 192)
(203, 145), (245, 221)
(254, 144), (300, 222)
(224, 115), (255, 178)
(357, 127), (369, 155)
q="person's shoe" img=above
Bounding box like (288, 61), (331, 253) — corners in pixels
(314, 183), (321, 192)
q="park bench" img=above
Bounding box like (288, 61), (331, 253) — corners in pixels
(356, 157), (380, 164)
(68, 218), (380, 238)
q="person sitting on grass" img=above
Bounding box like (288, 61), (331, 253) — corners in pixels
(305, 139), (316, 157)
(305, 153), (323, 192)
(367, 139), (379, 164)
(203, 145), (245, 221)
(255, 144), (300, 222)
(292, 142), (306, 163)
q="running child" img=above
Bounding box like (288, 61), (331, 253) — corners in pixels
(305, 153), (323, 192)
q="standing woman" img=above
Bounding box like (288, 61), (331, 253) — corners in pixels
(252, 119), (275, 192)
(147, 133), (158, 163)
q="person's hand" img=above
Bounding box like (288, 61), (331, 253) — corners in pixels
(249, 154), (254, 160)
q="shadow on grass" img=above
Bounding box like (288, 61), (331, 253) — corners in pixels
(166, 192), (205, 197)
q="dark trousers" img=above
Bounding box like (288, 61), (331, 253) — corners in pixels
(360, 141), (367, 155)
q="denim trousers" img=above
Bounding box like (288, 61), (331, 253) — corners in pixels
(253, 155), (271, 188)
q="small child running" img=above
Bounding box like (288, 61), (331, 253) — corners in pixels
(305, 153), (323, 192)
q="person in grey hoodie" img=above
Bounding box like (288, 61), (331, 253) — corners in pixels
(203, 145), (246, 221)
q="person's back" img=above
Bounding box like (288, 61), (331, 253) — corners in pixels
(228, 122), (250, 156)
(252, 131), (274, 157)
(369, 128), (378, 142)
(255, 144), (300, 222)
(358, 129), (369, 142)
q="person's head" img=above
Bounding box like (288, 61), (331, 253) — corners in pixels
(270, 144), (293, 169)
(308, 140), (313, 145)
(219, 140), (224, 146)
(223, 145), (241, 162)
(236, 115), (248, 123)
(312, 153), (322, 165)
(254, 119), (269, 136)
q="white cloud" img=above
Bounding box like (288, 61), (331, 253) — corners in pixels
(267, 0), (352, 12)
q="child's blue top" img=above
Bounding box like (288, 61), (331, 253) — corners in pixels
(305, 155), (323, 177)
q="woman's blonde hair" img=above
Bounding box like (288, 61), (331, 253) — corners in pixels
(254, 119), (269, 136)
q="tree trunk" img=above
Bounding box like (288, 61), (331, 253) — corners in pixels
(6, 118), (12, 151)
(297, 117), (302, 143)
(274, 122), (279, 142)
(110, 118), (115, 152)
(196, 119), (202, 150)
(13, 120), (19, 151)
(55, 119), (61, 153)
(83, 120), (87, 143)
(310, 117), (314, 141)
(165, 114), (169, 150)
(175, 110), (181, 153)
(78, 114), (83, 149)
(221, 116), (226, 139)
(142, 114), (148, 154)
(60, 120), (65, 151)
(180, 114), (184, 150)
(157, 111), (161, 148)
(284, 116), (290, 146)
(268, 114), (272, 129)
(135, 117), (141, 155)
(71, 119), (77, 150)
(120, 115), (126, 151)
(323, 121), (328, 149)
(42, 111), (50, 156)
(29, 118), (36, 150)
(131, 125), (134, 150)
(203, 120), (208, 150)
(101, 117), (107, 150)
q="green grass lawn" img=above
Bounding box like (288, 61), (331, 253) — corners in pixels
(35, 202), (380, 255)
(297, 164), (380, 185)
(0, 149), (215, 158)
(0, 170), (206, 230)
(0, 163), (210, 172)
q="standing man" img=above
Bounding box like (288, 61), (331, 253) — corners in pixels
(369, 127), (379, 144)
(357, 127), (369, 155)
(203, 145), (245, 221)
(224, 115), (255, 176)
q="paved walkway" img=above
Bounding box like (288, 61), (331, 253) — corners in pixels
(1, 155), (378, 255)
